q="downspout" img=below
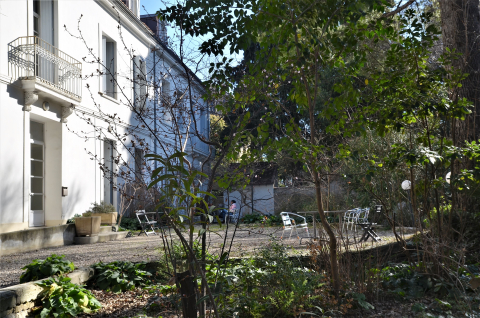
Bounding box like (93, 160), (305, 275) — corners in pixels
(251, 184), (254, 215)
(153, 49), (157, 170)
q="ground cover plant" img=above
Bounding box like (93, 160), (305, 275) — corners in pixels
(35, 276), (101, 317)
(90, 261), (152, 293)
(19, 254), (75, 283)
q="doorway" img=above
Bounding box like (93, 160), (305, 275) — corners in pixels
(30, 121), (45, 227)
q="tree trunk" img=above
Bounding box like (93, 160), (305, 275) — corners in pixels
(177, 270), (197, 318)
(313, 171), (341, 295)
(439, 0), (480, 215)
(440, 0), (480, 142)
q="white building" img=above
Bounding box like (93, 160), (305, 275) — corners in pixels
(0, 0), (210, 235)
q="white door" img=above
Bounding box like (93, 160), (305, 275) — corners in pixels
(30, 122), (45, 227)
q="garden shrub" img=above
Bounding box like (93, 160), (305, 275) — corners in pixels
(35, 276), (101, 317)
(242, 213), (283, 225)
(215, 242), (350, 317)
(379, 263), (480, 298)
(242, 213), (265, 224)
(20, 254), (75, 283)
(120, 217), (141, 231)
(87, 201), (116, 214)
(90, 261), (152, 293)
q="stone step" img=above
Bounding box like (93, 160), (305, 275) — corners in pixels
(99, 225), (117, 233)
(74, 232), (126, 245)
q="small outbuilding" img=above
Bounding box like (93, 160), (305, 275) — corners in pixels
(223, 162), (277, 218)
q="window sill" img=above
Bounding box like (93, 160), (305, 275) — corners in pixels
(98, 92), (120, 104)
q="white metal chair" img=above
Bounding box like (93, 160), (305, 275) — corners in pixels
(357, 208), (370, 224)
(226, 209), (239, 224)
(135, 210), (159, 236)
(280, 212), (310, 242)
(343, 208), (361, 232)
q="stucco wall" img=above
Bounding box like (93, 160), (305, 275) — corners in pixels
(224, 184), (275, 217)
(0, 0), (209, 233)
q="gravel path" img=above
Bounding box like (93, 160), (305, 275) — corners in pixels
(0, 225), (413, 289)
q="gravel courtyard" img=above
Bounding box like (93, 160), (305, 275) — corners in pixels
(0, 224), (413, 288)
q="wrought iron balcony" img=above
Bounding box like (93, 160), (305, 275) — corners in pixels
(8, 36), (82, 101)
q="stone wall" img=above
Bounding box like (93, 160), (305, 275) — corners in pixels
(0, 267), (94, 318)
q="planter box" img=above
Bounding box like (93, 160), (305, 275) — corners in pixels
(74, 216), (101, 236)
(91, 212), (117, 225)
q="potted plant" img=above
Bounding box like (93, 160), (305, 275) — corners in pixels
(74, 215), (101, 236)
(88, 201), (118, 226)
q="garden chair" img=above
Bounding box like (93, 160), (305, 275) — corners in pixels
(135, 210), (159, 236)
(226, 209), (239, 225)
(280, 212), (310, 243)
(357, 208), (370, 224)
(356, 208), (381, 242)
(343, 208), (360, 232)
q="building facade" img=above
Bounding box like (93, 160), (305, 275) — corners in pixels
(0, 0), (210, 234)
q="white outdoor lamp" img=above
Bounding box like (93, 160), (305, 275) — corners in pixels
(401, 180), (411, 191)
(446, 172), (451, 184)
(401, 180), (414, 226)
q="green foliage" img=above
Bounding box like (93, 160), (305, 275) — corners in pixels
(214, 242), (346, 317)
(242, 213), (285, 225)
(351, 293), (374, 310)
(90, 261), (152, 293)
(146, 151), (214, 233)
(379, 263), (468, 298)
(242, 213), (265, 224)
(66, 214), (81, 224)
(263, 214), (282, 225)
(36, 276), (101, 317)
(86, 201), (116, 214)
(20, 254), (75, 283)
(120, 217), (141, 231)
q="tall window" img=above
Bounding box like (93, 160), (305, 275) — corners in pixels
(134, 147), (144, 183)
(102, 36), (116, 98)
(133, 56), (147, 110)
(33, 0), (39, 37)
(104, 140), (115, 205)
(161, 80), (171, 122)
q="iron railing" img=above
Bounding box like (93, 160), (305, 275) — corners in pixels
(8, 36), (82, 101)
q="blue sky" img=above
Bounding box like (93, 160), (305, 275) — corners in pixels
(139, 0), (243, 80)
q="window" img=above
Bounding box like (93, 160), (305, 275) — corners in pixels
(175, 90), (185, 132)
(102, 36), (116, 98)
(121, 0), (139, 17)
(133, 56), (147, 110)
(161, 80), (171, 122)
(104, 140), (116, 205)
(33, 0), (39, 37)
(134, 147), (144, 183)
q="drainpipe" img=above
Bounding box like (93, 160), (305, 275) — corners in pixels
(251, 184), (254, 215)
(153, 49), (157, 171)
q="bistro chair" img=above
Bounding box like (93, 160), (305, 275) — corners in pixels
(357, 208), (370, 225)
(280, 212), (310, 243)
(343, 208), (361, 232)
(135, 210), (159, 236)
(226, 209), (239, 225)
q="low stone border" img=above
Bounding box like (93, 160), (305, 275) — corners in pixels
(0, 267), (94, 318)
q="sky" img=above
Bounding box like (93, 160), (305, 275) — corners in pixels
(139, 0), (243, 80)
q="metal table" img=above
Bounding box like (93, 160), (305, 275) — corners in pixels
(298, 210), (347, 239)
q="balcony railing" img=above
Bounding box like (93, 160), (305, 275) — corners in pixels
(8, 36), (82, 101)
